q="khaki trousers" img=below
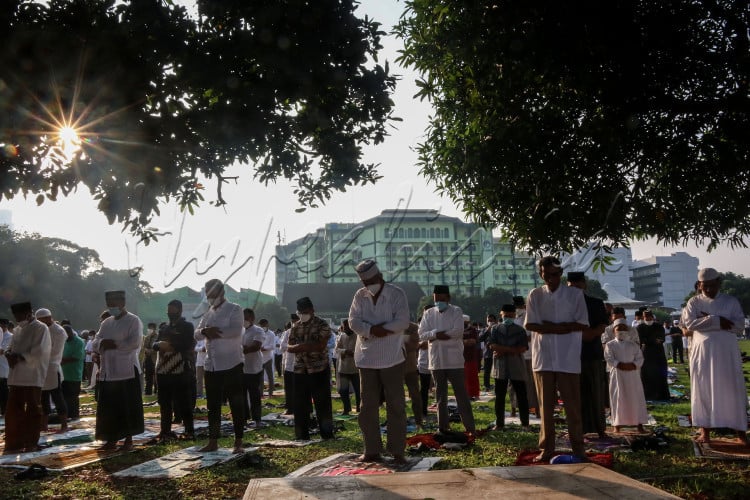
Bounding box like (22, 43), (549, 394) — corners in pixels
(533, 370), (585, 457)
(358, 363), (406, 457)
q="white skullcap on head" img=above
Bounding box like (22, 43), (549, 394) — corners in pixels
(35, 308), (52, 319)
(355, 259), (380, 280)
(462, 314), (470, 322)
(613, 318), (627, 327)
(697, 268), (719, 281)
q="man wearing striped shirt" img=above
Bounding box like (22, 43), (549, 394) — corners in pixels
(349, 259), (410, 464)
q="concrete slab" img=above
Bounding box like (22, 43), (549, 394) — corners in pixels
(244, 463), (679, 499)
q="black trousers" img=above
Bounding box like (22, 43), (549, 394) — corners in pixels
(61, 380), (81, 419)
(495, 378), (529, 427)
(157, 372), (194, 434)
(483, 356), (493, 390)
(144, 357), (156, 395)
(0, 378), (8, 415)
(419, 372), (433, 417)
(337, 371), (361, 413)
(672, 341), (684, 363)
(205, 363), (244, 440)
(283, 370), (295, 411)
(42, 374), (67, 417)
(293, 367), (334, 440)
(243, 371), (263, 423)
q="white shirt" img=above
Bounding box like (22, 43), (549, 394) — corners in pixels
(93, 312), (143, 382)
(43, 322), (68, 390)
(525, 284), (589, 374)
(195, 300), (244, 372)
(514, 310), (532, 360)
(418, 304), (465, 370)
(260, 329), (275, 364)
(0, 330), (13, 378)
(195, 340), (207, 367)
(280, 328), (295, 372)
(8, 320), (51, 387)
(84, 339), (94, 363)
(349, 283), (410, 369)
(242, 324), (266, 374)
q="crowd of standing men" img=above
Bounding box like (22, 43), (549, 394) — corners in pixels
(1, 258), (747, 461)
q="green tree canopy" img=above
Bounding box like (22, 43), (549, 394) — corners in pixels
(396, 1), (750, 254)
(1, 0), (397, 242)
(584, 279), (609, 302)
(0, 225), (150, 328)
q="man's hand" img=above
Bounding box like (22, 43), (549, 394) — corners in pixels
(202, 327), (222, 339)
(719, 316), (734, 330)
(6, 352), (20, 368)
(100, 339), (116, 350)
(370, 325), (390, 338)
(435, 331), (451, 340)
(158, 341), (174, 353)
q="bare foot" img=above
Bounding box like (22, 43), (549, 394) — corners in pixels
(199, 439), (219, 452)
(117, 436), (134, 451)
(532, 452), (552, 463)
(356, 453), (382, 462)
(232, 439), (244, 454)
(735, 431), (749, 446)
(614, 426), (621, 433)
(695, 428), (710, 443)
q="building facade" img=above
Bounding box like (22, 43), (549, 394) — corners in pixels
(630, 252), (699, 309)
(275, 209), (538, 301)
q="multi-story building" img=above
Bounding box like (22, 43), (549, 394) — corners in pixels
(275, 209), (538, 301)
(630, 252), (699, 309)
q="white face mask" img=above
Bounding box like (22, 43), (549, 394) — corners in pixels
(366, 283), (382, 296)
(243, 320), (251, 328)
(207, 296), (219, 306)
(299, 313), (312, 323)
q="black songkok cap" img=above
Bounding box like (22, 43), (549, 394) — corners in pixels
(433, 285), (450, 295)
(105, 290), (126, 301)
(500, 304), (516, 313)
(512, 296), (525, 307)
(10, 302), (32, 315)
(566, 272), (586, 283)
(296, 297), (314, 310)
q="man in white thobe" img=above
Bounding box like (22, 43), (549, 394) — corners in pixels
(682, 268), (748, 444)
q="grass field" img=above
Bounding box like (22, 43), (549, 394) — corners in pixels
(2, 340), (749, 499)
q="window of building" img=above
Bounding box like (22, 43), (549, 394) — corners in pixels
(384, 228), (390, 238)
(443, 228), (449, 238)
(408, 228), (413, 238)
(430, 228), (435, 238)
(421, 228), (427, 238)
(398, 228), (404, 238)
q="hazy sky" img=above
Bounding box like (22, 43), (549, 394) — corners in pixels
(4, 0), (750, 296)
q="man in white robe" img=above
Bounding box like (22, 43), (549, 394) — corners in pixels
(682, 268), (748, 444)
(604, 319), (648, 432)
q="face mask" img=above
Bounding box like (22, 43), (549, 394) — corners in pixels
(207, 296), (219, 306)
(243, 320), (251, 328)
(502, 317), (515, 326)
(644, 320), (654, 326)
(299, 313), (312, 323)
(366, 283), (382, 296)
(263, 327), (268, 333)
(435, 301), (448, 312)
(167, 313), (180, 322)
(108, 307), (122, 318)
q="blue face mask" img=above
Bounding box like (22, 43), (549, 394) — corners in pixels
(503, 317), (515, 326)
(435, 301), (449, 312)
(108, 307), (122, 318)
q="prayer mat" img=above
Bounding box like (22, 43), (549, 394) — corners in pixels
(0, 443), (145, 471)
(261, 412), (294, 424)
(246, 439), (319, 448)
(515, 449), (614, 468)
(606, 414), (657, 426)
(287, 452), (441, 478)
(692, 437), (750, 461)
(112, 445), (258, 479)
(333, 414), (358, 421)
(677, 415), (692, 427)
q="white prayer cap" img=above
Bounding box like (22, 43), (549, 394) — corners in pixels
(462, 314), (470, 322)
(355, 259), (380, 280)
(613, 318), (627, 327)
(697, 268), (719, 281)
(35, 308), (52, 319)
